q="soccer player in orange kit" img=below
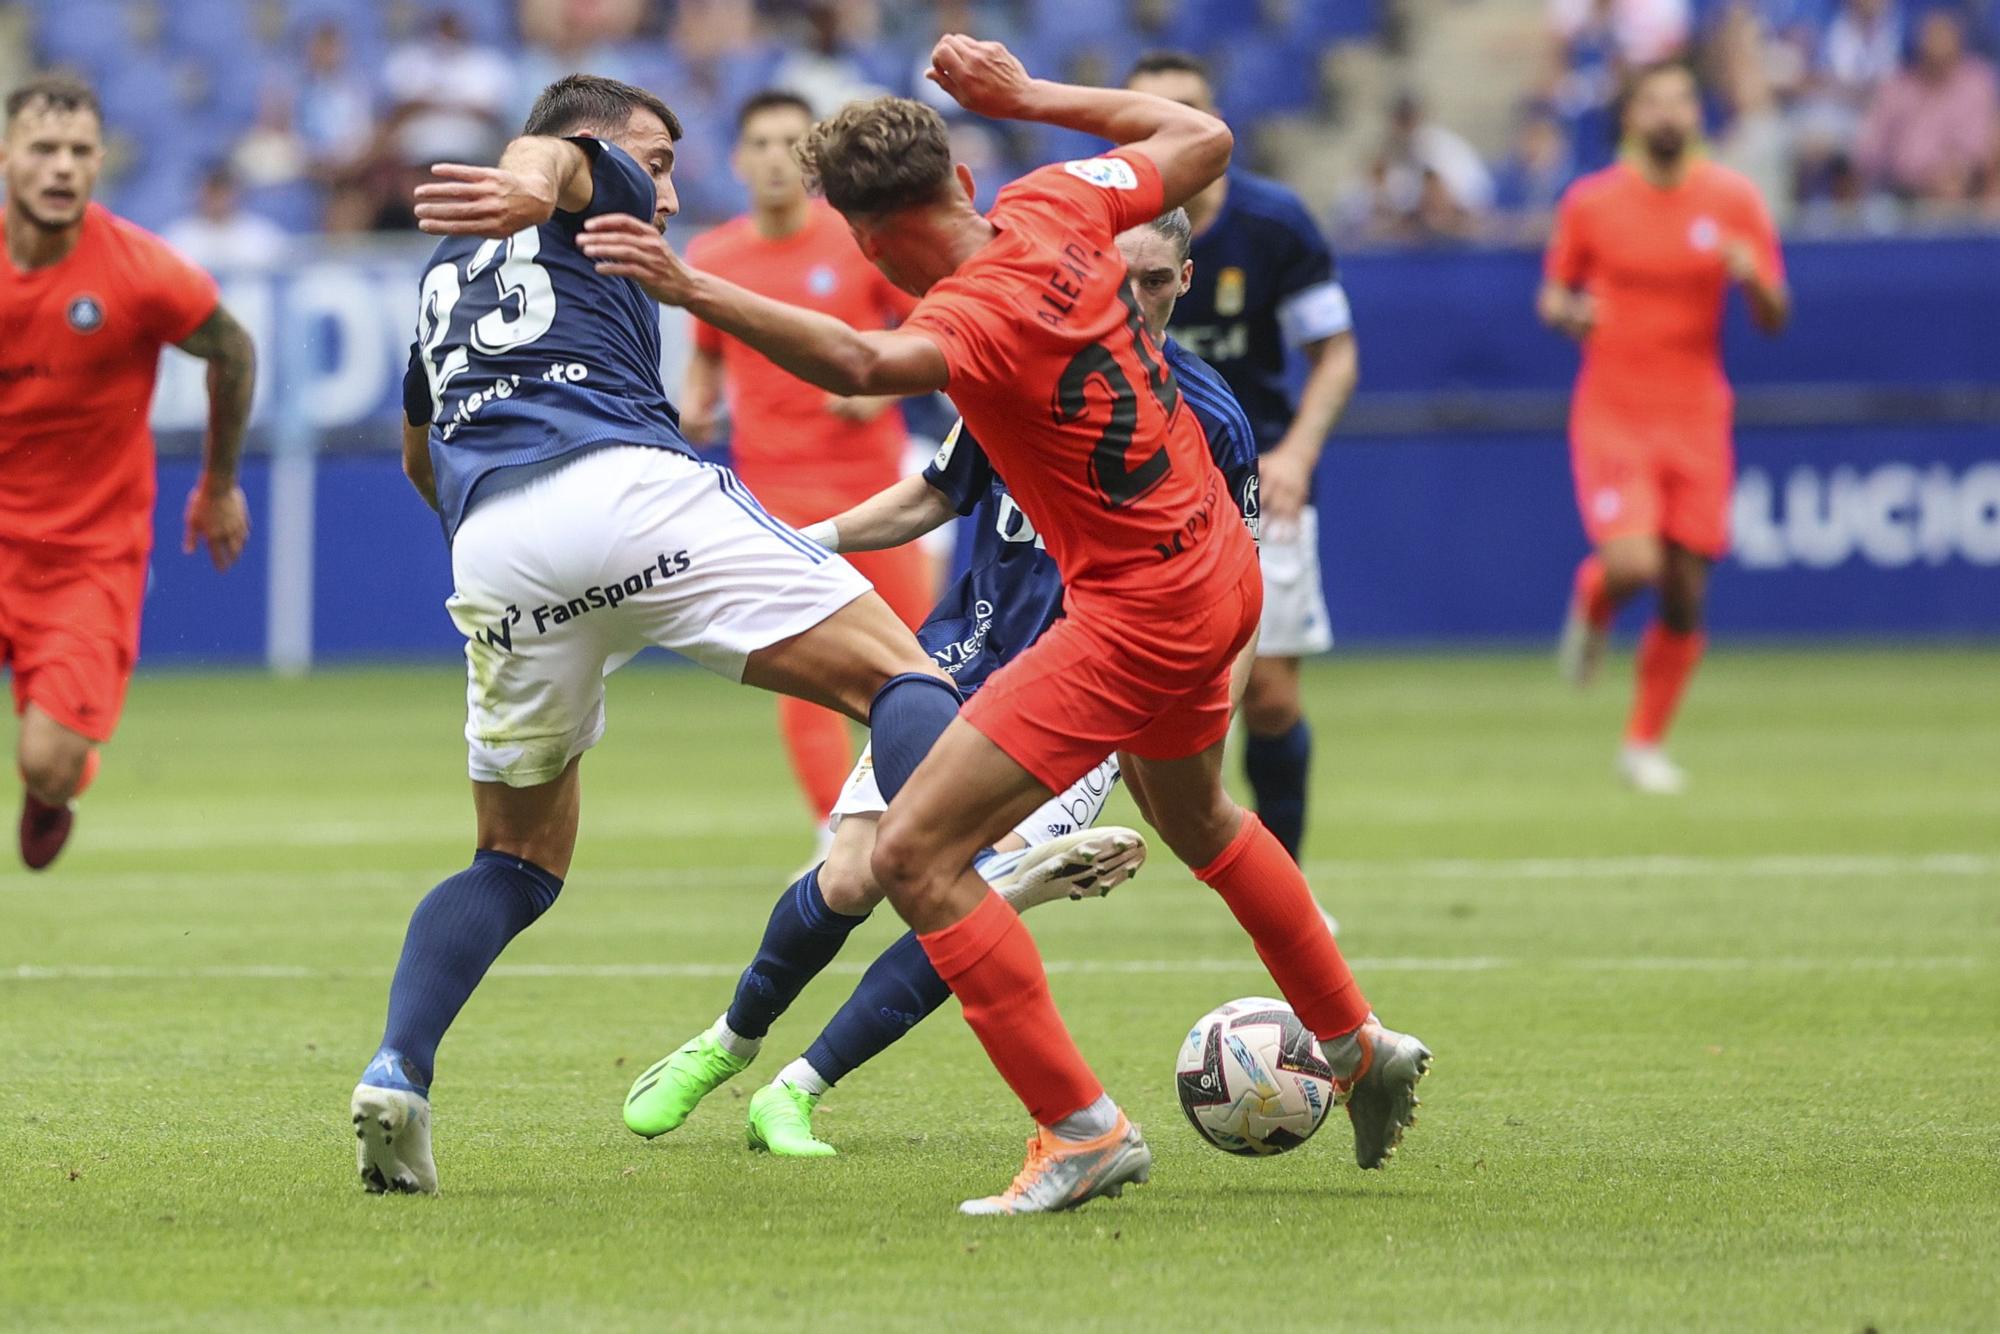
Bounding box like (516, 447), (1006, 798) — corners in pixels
(580, 36), (1429, 1214)
(1, 74), (256, 868)
(1540, 59), (1789, 795)
(682, 90), (932, 847)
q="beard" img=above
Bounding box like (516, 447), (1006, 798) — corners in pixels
(1640, 126), (1690, 166)
(10, 191), (83, 231)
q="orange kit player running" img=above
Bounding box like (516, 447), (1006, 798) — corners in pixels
(682, 90), (932, 846)
(581, 36), (1430, 1214)
(1540, 59), (1789, 795)
(1, 75), (255, 868)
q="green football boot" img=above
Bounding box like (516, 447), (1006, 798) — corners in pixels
(746, 1082), (837, 1157)
(623, 1031), (752, 1138)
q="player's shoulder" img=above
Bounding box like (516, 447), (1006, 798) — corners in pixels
(88, 203), (187, 266)
(686, 214), (755, 263)
(1165, 338), (1256, 457)
(1559, 164), (1630, 210)
(1694, 160), (1770, 208)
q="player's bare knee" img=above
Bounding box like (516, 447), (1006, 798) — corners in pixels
(17, 739), (85, 804)
(819, 833), (885, 914)
(1603, 547), (1664, 592)
(1241, 693), (1299, 737)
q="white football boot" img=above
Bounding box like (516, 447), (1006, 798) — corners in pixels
(352, 1052), (438, 1195)
(1618, 744), (1688, 796)
(984, 827), (1147, 912)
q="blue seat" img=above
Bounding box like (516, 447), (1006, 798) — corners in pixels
(243, 179), (327, 232)
(30, 0), (130, 73)
(1218, 33), (1321, 119)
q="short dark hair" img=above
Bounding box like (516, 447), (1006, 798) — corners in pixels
(523, 74), (681, 142)
(1146, 207), (1193, 263)
(1127, 50), (1212, 86)
(737, 89), (814, 134)
(797, 96), (954, 218)
(6, 71), (101, 126)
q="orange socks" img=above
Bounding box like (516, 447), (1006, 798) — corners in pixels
(917, 891), (1105, 1125)
(1573, 554), (1616, 629)
(1195, 813), (1370, 1042)
(777, 697), (852, 822)
(1626, 623), (1705, 746)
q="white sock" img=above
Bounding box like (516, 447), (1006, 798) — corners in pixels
(1048, 1093), (1119, 1143)
(708, 1015), (761, 1062)
(776, 1057), (829, 1097)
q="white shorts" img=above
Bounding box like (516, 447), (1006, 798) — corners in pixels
(448, 446), (872, 786)
(1256, 504), (1334, 657)
(829, 745), (1122, 849)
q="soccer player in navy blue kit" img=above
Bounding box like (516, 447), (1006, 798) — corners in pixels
(349, 76), (967, 1195)
(1127, 53), (1359, 862)
(622, 209), (1267, 1155)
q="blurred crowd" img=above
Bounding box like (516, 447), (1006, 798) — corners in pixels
(3, 0), (1995, 252)
(1343, 0), (1999, 243)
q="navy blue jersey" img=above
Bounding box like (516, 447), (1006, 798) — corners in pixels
(917, 336), (1259, 694)
(1167, 170), (1352, 453)
(404, 137), (693, 539)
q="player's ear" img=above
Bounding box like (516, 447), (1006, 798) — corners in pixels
(954, 161), (977, 205)
(1179, 259), (1194, 296)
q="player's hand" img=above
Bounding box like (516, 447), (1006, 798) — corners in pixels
(825, 393), (892, 424)
(415, 163), (558, 238)
(1550, 290), (1596, 341)
(579, 214), (696, 306)
(925, 34), (1035, 119)
(1257, 446), (1313, 526)
(184, 477), (250, 572)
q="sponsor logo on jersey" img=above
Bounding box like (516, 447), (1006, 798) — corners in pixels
(1215, 266), (1246, 317)
(1592, 486), (1624, 522)
(66, 293), (105, 334)
(1063, 157), (1140, 191)
(806, 263), (838, 297)
(1688, 216), (1720, 252)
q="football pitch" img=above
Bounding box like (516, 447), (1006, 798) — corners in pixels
(4, 647), (1996, 1331)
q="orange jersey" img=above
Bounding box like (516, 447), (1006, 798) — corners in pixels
(1546, 159), (1782, 416)
(903, 150), (1255, 614)
(689, 201), (916, 491)
(1, 203), (217, 557)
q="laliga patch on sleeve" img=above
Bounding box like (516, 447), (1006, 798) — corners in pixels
(1063, 157), (1141, 191)
(933, 419), (964, 470)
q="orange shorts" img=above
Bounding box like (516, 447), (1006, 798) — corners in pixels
(0, 543), (147, 744)
(963, 556), (1262, 793)
(1570, 401), (1734, 559)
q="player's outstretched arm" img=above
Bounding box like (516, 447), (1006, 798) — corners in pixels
(414, 137), (593, 238)
(799, 474), (957, 554)
(578, 215), (949, 397)
(925, 34), (1232, 209)
(175, 305), (255, 572)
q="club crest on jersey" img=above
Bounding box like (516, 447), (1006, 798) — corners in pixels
(806, 263), (838, 297)
(1688, 216), (1720, 252)
(1215, 266), (1246, 317)
(1063, 157), (1140, 191)
(66, 293), (105, 334)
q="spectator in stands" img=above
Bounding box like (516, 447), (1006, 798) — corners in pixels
(381, 11), (512, 169)
(1376, 90), (1495, 242)
(771, 0), (894, 114)
(1494, 102), (1578, 239)
(1549, 0), (1691, 67)
(1791, 0), (1902, 198)
(1821, 0), (1903, 99)
(1713, 3), (1795, 225)
(1856, 9), (1998, 204)
(164, 164), (290, 269)
(295, 23), (375, 177)
(513, 0), (648, 128)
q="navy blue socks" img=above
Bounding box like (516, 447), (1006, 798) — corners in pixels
(1244, 720), (1312, 861)
(867, 672), (961, 802)
(371, 850), (564, 1094)
(724, 865), (870, 1041)
(801, 929), (953, 1086)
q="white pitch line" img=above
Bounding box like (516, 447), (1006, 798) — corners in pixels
(7, 851), (1996, 896)
(3, 956), (1987, 983)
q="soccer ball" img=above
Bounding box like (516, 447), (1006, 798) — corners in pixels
(1175, 997), (1336, 1156)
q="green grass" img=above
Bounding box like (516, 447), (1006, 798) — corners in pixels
(3, 648), (1997, 1331)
